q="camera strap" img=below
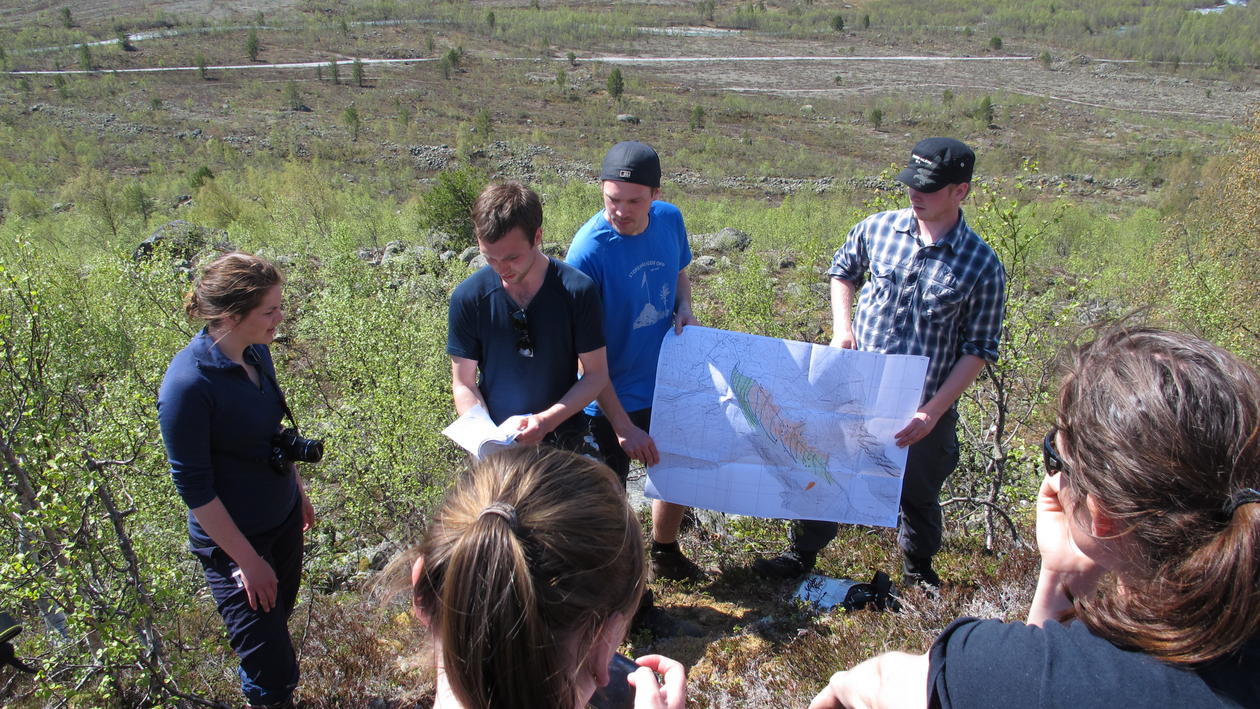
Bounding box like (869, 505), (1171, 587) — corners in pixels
(250, 345), (302, 434)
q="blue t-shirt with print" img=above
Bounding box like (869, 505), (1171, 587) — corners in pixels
(567, 201), (692, 415)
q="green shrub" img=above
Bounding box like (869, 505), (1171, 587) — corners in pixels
(284, 80), (302, 110)
(607, 67), (624, 100)
(418, 166), (488, 249)
(690, 105), (706, 131)
(352, 57), (365, 87)
(190, 165), (215, 189)
(246, 28), (260, 61)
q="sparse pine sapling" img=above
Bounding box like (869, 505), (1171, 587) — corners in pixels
(78, 43), (93, 71)
(122, 182), (155, 223)
(190, 165), (215, 188)
(607, 67), (624, 100)
(60, 7), (72, 28)
(474, 109), (492, 142)
(690, 104), (705, 131)
(246, 28), (260, 61)
(195, 53), (208, 80)
(556, 67), (567, 87)
(869, 107), (883, 129)
(344, 105), (361, 141)
(284, 80), (301, 110)
(329, 59), (340, 85)
(1039, 51), (1052, 69)
(975, 95), (994, 124)
(352, 57), (364, 87)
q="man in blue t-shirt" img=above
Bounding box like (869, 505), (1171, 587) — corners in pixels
(567, 141), (703, 583)
(447, 181), (609, 453)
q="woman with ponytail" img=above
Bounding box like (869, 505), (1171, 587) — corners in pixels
(411, 446), (685, 709)
(810, 328), (1260, 708)
(158, 252), (314, 709)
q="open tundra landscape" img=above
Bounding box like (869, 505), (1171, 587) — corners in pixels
(1, 0), (1258, 706)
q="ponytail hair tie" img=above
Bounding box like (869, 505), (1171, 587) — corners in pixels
(479, 502), (525, 536)
(1224, 488), (1260, 516)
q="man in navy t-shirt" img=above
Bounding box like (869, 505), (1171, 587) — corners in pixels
(447, 181), (609, 453)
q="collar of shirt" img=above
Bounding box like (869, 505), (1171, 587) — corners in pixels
(192, 328), (260, 372)
(899, 208), (968, 250)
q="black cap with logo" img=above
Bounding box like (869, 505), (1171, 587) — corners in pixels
(600, 141), (661, 188)
(895, 137), (975, 193)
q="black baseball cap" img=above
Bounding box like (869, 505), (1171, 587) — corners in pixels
(600, 141), (661, 188)
(895, 137), (975, 193)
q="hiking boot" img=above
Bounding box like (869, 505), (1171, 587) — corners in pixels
(751, 550), (815, 578)
(633, 605), (702, 639)
(901, 555), (942, 594)
(651, 546), (707, 582)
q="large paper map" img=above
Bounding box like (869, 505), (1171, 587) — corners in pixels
(645, 326), (928, 527)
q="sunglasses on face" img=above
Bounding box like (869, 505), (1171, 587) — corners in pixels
(511, 308), (534, 358)
(1043, 426), (1070, 477)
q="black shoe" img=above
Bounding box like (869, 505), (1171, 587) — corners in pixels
(633, 606), (702, 639)
(651, 547), (707, 582)
(901, 555), (941, 593)
(752, 550), (815, 578)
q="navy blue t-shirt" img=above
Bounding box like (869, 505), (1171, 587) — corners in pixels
(447, 257), (604, 426)
(929, 617), (1260, 708)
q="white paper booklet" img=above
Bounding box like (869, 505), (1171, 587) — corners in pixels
(441, 404), (527, 459)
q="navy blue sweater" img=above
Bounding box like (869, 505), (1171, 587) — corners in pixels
(158, 329), (298, 546)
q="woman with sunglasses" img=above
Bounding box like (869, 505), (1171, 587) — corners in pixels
(809, 328), (1260, 708)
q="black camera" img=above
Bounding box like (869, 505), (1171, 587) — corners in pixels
(269, 427), (324, 474)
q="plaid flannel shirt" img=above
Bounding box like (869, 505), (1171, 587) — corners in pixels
(828, 207), (1006, 401)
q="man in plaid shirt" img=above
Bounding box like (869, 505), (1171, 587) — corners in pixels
(755, 138), (1007, 589)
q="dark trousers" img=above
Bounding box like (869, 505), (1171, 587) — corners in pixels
(590, 408), (653, 488)
(591, 408), (659, 618)
(543, 414), (600, 459)
(790, 408), (960, 563)
(191, 502), (303, 706)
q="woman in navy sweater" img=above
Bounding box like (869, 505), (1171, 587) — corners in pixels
(158, 252), (314, 709)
